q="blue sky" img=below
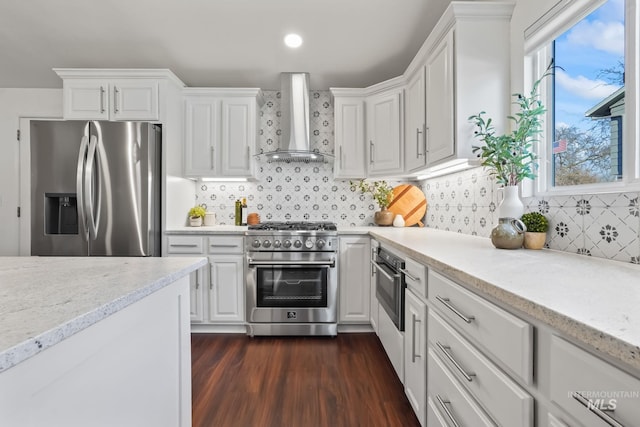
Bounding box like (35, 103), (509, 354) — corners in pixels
(554, 0), (624, 130)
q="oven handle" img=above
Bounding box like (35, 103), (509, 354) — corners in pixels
(248, 258), (336, 268)
(370, 259), (400, 282)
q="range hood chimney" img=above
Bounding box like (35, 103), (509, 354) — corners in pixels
(262, 72), (329, 163)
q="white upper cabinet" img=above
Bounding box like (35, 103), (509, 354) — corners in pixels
(331, 90), (366, 179)
(54, 69), (183, 122)
(183, 88), (263, 179)
(366, 78), (404, 176)
(403, 2), (514, 175)
(404, 67), (427, 172)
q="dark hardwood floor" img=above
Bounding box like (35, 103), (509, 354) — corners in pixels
(191, 333), (420, 427)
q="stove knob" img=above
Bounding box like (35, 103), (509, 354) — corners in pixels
(273, 240), (282, 248)
(294, 240), (302, 249)
(262, 240), (271, 248)
(304, 239), (314, 249)
(252, 239), (261, 248)
(283, 240), (292, 248)
(316, 239), (326, 249)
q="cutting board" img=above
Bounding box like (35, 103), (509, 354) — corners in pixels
(387, 184), (427, 227)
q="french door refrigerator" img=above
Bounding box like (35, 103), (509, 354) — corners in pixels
(30, 120), (161, 256)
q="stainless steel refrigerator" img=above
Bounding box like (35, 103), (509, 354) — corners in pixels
(30, 120), (161, 256)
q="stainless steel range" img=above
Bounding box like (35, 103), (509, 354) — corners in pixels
(245, 222), (338, 336)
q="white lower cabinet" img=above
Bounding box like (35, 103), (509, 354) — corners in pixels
(378, 304), (404, 381)
(550, 335), (640, 427)
(207, 254), (244, 323)
(166, 234), (245, 328)
(404, 288), (427, 426)
(370, 239), (379, 333)
(338, 236), (371, 324)
(427, 349), (495, 426)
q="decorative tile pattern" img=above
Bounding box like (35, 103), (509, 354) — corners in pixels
(419, 166), (640, 263)
(196, 90), (401, 227)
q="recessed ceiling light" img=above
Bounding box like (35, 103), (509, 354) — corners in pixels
(284, 33), (303, 48)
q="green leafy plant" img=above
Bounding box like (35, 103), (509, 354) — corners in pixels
(469, 63), (554, 186)
(351, 179), (394, 209)
(189, 206), (206, 219)
(521, 212), (549, 233)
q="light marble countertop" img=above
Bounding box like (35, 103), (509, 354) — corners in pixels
(165, 225), (247, 234)
(0, 256), (207, 372)
(369, 227), (640, 373)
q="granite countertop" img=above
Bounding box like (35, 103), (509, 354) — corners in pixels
(369, 227), (640, 373)
(0, 256), (207, 372)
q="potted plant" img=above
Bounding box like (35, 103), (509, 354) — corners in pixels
(469, 64), (553, 220)
(188, 206), (206, 227)
(352, 179), (394, 226)
(520, 212), (549, 249)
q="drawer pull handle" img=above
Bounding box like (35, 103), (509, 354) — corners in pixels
(195, 269), (200, 290)
(399, 267), (419, 282)
(170, 244), (199, 248)
(572, 392), (624, 427)
(411, 314), (421, 363)
(436, 395), (462, 427)
(436, 341), (475, 382)
(436, 296), (475, 324)
(209, 244), (240, 248)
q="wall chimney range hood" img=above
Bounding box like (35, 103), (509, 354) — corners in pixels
(262, 72), (331, 163)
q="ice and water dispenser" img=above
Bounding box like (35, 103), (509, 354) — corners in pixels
(44, 193), (78, 235)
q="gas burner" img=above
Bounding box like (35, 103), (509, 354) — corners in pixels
(248, 221), (337, 232)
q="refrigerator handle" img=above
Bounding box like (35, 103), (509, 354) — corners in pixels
(85, 134), (102, 240)
(76, 135), (90, 242)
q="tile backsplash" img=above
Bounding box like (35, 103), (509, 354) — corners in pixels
(195, 89), (640, 264)
(420, 167), (640, 264)
(195, 90), (401, 227)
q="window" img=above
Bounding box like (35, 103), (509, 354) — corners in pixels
(552, 0), (625, 186)
(526, 0), (638, 193)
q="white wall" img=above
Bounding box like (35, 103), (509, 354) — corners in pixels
(0, 89), (62, 255)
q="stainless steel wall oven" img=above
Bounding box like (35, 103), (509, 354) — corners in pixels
(245, 222), (338, 336)
(372, 247), (406, 331)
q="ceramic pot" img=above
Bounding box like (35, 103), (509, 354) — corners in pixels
(498, 186), (524, 220)
(491, 217), (526, 249)
(393, 214), (405, 227)
(204, 212), (216, 226)
(374, 207), (394, 226)
(189, 216), (203, 227)
(524, 232), (546, 250)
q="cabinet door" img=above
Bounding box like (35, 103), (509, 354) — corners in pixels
(338, 236), (371, 323)
(190, 267), (205, 323)
(334, 97), (366, 178)
(370, 239), (379, 333)
(111, 79), (159, 121)
(367, 90), (403, 176)
(63, 80), (110, 120)
(208, 255), (244, 323)
(425, 31), (455, 167)
(184, 97), (219, 177)
(220, 98), (254, 177)
(404, 289), (427, 426)
(405, 68), (427, 172)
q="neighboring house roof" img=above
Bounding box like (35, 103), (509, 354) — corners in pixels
(585, 86), (625, 118)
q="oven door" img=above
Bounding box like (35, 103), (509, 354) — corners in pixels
(247, 254), (337, 323)
(372, 257), (404, 331)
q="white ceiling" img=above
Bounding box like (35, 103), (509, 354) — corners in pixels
(0, 0), (453, 90)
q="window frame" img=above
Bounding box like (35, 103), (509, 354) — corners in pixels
(524, 0), (639, 196)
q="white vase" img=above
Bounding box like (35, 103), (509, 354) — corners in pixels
(393, 214), (405, 227)
(497, 185), (524, 219)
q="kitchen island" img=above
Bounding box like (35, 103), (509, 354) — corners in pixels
(0, 256), (206, 427)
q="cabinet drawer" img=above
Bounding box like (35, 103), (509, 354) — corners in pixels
(427, 349), (495, 427)
(402, 257), (427, 299)
(166, 236), (204, 254)
(207, 236), (243, 254)
(429, 311), (533, 427)
(550, 335), (640, 427)
(428, 270), (532, 383)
